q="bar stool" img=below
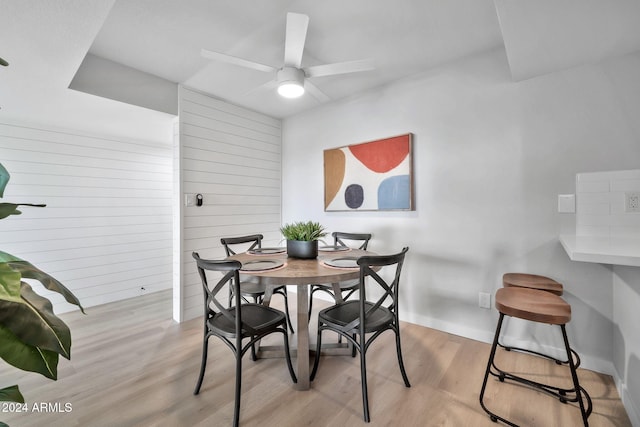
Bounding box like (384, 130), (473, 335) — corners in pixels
(500, 273), (580, 368)
(479, 287), (592, 426)
(503, 273), (563, 295)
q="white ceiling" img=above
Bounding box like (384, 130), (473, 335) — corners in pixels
(2, 0), (640, 124)
(85, 0), (504, 118)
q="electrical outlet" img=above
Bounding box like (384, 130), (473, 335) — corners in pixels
(479, 292), (491, 309)
(185, 194), (196, 207)
(626, 192), (640, 213)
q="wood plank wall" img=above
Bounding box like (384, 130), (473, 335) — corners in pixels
(0, 121), (173, 312)
(177, 87), (282, 320)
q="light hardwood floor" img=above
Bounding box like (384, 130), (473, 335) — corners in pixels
(1, 290), (632, 427)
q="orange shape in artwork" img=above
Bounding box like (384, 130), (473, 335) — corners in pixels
(349, 135), (410, 173)
(324, 149), (345, 209)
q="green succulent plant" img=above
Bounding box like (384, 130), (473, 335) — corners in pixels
(0, 162), (84, 405)
(280, 221), (327, 241)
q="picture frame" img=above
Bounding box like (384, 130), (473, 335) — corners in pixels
(324, 133), (414, 211)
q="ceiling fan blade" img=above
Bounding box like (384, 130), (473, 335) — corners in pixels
(305, 59), (375, 78)
(284, 13), (309, 68)
(304, 80), (330, 103)
(201, 48), (276, 73)
(243, 79), (278, 97)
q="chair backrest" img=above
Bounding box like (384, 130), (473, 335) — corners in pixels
(332, 231), (372, 250)
(220, 234), (263, 256)
(192, 252), (260, 336)
(347, 247), (409, 331)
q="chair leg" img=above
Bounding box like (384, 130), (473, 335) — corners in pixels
(249, 296), (259, 361)
(281, 288), (295, 334)
(233, 340), (242, 427)
(310, 326), (324, 381)
(282, 328), (297, 383)
(193, 332), (209, 395)
(307, 286), (316, 321)
(360, 333), (370, 422)
(351, 333), (357, 357)
(394, 326), (411, 387)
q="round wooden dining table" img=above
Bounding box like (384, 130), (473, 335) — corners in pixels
(229, 248), (371, 390)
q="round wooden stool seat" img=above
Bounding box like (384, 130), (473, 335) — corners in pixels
(495, 287), (571, 325)
(503, 272), (563, 296)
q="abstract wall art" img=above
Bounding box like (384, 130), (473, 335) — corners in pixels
(324, 133), (414, 211)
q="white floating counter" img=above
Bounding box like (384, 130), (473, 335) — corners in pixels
(560, 235), (640, 267)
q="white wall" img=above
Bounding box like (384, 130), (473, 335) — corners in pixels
(0, 120), (173, 312)
(613, 265), (640, 427)
(282, 48), (640, 376)
(176, 87), (282, 321)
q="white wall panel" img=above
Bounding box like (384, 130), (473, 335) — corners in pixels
(0, 121), (173, 314)
(176, 87), (281, 321)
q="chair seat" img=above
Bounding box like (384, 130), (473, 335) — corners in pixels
(318, 300), (393, 333)
(495, 287), (571, 325)
(503, 273), (563, 296)
(209, 304), (286, 338)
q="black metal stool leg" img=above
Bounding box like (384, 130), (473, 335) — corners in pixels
(498, 336), (582, 368)
(481, 315), (592, 426)
(480, 313), (516, 425)
(561, 325), (591, 426)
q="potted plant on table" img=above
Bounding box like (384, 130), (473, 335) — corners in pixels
(280, 221), (327, 259)
(0, 162), (84, 409)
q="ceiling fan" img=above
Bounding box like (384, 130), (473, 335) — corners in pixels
(201, 12), (374, 102)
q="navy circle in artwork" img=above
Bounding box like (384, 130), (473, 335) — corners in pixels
(344, 184), (364, 209)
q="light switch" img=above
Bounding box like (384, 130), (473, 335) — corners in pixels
(558, 194), (575, 213)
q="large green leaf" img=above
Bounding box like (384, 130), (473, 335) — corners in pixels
(0, 325), (58, 379)
(0, 203), (46, 220)
(0, 203), (22, 220)
(0, 163), (8, 198)
(0, 282), (72, 359)
(0, 263), (21, 300)
(0, 385), (24, 403)
(0, 252), (84, 313)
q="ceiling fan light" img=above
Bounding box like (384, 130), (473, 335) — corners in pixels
(278, 82), (304, 98)
(277, 67), (305, 98)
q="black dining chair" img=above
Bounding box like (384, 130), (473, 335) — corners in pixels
(221, 234), (294, 334)
(310, 247), (411, 423)
(192, 252), (297, 427)
(308, 231), (372, 319)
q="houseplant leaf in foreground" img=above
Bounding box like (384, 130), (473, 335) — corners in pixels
(0, 324), (58, 379)
(0, 385), (24, 404)
(0, 163), (9, 197)
(0, 262), (21, 300)
(0, 162), (82, 404)
(0, 281), (72, 359)
(0, 250), (84, 313)
(0, 202), (46, 220)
